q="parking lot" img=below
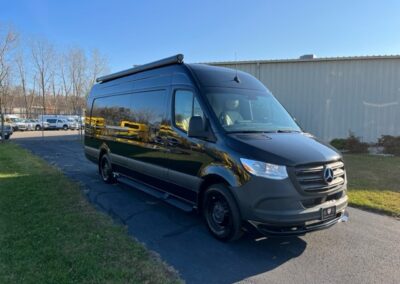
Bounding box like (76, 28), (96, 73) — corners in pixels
(12, 134), (400, 284)
(11, 129), (83, 140)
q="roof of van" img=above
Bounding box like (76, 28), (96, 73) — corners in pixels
(186, 63), (265, 90)
(94, 54), (266, 93)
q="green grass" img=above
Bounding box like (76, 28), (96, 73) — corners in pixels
(344, 154), (400, 217)
(0, 143), (180, 284)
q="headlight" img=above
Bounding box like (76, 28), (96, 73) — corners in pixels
(240, 158), (288, 180)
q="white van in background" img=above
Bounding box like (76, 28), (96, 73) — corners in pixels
(38, 115), (80, 130)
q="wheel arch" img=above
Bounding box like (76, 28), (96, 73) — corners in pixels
(197, 165), (242, 212)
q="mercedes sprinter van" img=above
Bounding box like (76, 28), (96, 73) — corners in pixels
(84, 54), (348, 241)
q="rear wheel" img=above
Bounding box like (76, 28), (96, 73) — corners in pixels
(99, 154), (116, 184)
(35, 125), (41, 131)
(4, 134), (10, 140)
(203, 184), (243, 241)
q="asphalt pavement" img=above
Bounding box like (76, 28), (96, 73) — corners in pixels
(13, 134), (400, 284)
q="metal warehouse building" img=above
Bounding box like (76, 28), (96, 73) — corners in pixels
(210, 55), (400, 142)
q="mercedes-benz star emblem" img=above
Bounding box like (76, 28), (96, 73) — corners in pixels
(323, 167), (334, 184)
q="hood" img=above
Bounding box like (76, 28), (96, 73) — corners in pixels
(226, 132), (341, 166)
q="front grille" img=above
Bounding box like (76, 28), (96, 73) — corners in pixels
(295, 161), (345, 193)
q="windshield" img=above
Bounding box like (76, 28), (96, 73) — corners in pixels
(205, 88), (301, 133)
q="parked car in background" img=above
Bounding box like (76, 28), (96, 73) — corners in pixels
(65, 118), (80, 130)
(0, 124), (13, 140)
(4, 117), (33, 131)
(22, 119), (35, 131)
(14, 118), (29, 131)
(5, 115), (21, 131)
(29, 119), (50, 130)
(46, 118), (70, 130)
(39, 115), (80, 130)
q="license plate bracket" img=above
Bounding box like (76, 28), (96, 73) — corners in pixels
(321, 206), (336, 220)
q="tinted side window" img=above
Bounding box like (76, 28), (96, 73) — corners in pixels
(174, 90), (204, 133)
(128, 90), (166, 126)
(92, 94), (131, 127)
(91, 90), (166, 139)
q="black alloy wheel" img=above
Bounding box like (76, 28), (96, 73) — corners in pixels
(203, 184), (243, 241)
(99, 154), (116, 184)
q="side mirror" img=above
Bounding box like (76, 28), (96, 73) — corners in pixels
(188, 116), (211, 139)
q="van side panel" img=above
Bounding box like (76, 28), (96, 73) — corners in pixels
(85, 66), (205, 203)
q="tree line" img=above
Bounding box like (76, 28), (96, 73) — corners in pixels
(0, 23), (109, 118)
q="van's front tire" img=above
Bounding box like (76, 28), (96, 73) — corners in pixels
(203, 184), (243, 241)
(99, 154), (116, 184)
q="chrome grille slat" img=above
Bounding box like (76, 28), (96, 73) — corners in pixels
(333, 168), (345, 177)
(294, 161), (345, 192)
(295, 166), (324, 173)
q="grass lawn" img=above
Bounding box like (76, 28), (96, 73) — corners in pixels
(0, 143), (180, 284)
(344, 154), (400, 217)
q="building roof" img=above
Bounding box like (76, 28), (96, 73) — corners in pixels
(208, 55), (400, 65)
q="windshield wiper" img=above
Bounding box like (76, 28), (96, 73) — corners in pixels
(227, 130), (271, 134)
(276, 129), (301, 133)
(227, 130), (301, 134)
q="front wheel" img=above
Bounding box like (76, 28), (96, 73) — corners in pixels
(203, 184), (243, 241)
(63, 125), (68, 130)
(35, 125), (41, 131)
(99, 154), (116, 184)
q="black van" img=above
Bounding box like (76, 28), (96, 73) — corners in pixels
(84, 54), (348, 241)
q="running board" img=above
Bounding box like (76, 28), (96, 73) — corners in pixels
(117, 174), (194, 212)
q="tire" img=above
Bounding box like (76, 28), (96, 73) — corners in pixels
(63, 125), (68, 130)
(5, 134), (10, 140)
(35, 125), (41, 131)
(99, 154), (116, 184)
(203, 184), (243, 241)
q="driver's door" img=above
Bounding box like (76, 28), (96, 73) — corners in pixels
(164, 89), (212, 203)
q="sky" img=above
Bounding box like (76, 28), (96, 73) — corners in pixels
(1, 0), (400, 72)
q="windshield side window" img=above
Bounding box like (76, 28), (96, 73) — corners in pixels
(174, 90), (203, 133)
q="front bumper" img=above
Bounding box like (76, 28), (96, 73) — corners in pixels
(231, 176), (348, 236)
(249, 209), (348, 236)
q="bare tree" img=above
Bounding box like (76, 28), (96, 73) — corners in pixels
(28, 73), (38, 115)
(66, 47), (87, 114)
(31, 38), (54, 114)
(0, 25), (110, 121)
(86, 49), (109, 95)
(15, 51), (30, 117)
(50, 69), (62, 114)
(60, 53), (71, 113)
(0, 24), (17, 141)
